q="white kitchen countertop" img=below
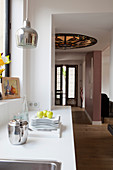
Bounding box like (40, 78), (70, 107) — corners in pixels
(0, 106), (76, 170)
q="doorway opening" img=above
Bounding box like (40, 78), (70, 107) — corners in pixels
(55, 65), (78, 106)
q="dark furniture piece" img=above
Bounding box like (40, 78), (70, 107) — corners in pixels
(109, 101), (113, 117)
(108, 124), (113, 135)
(101, 93), (109, 121)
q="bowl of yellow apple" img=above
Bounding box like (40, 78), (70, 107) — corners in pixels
(37, 110), (53, 119)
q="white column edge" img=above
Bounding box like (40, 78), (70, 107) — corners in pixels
(85, 109), (92, 123)
(92, 121), (102, 125)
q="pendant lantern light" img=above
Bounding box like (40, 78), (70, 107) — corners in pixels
(16, 0), (38, 48)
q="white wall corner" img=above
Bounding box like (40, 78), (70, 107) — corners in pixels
(85, 109), (92, 123)
(10, 0), (25, 97)
(85, 110), (102, 125)
(51, 15), (55, 109)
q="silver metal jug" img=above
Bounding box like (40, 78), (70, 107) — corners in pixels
(8, 119), (28, 145)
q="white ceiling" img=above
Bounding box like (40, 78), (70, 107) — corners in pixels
(53, 13), (113, 53)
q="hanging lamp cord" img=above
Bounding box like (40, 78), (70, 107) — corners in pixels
(26, 0), (28, 20)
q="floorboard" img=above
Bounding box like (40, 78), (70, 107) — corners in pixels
(72, 107), (113, 170)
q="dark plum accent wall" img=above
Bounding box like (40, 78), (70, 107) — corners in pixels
(85, 52), (93, 120)
(85, 51), (101, 122)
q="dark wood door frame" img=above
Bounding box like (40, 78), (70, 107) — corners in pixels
(55, 65), (78, 106)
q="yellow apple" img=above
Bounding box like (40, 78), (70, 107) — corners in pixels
(37, 111), (43, 118)
(43, 110), (47, 117)
(47, 111), (53, 119)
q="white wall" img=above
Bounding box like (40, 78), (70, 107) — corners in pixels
(27, 0), (113, 110)
(51, 18), (56, 108)
(10, 0), (24, 97)
(0, 0), (4, 52)
(101, 46), (110, 97)
(0, 99), (23, 127)
(10, 0), (113, 110)
(0, 0), (25, 122)
(109, 29), (113, 101)
(55, 52), (85, 61)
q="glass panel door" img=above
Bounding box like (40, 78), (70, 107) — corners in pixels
(55, 65), (78, 106)
(55, 66), (62, 105)
(66, 65), (78, 106)
(68, 67), (75, 98)
(62, 66), (66, 105)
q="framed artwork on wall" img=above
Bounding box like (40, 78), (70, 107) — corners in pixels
(2, 77), (20, 99)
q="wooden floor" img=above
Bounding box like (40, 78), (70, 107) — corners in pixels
(72, 107), (113, 170)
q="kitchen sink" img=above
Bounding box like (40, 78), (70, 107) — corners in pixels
(0, 159), (61, 170)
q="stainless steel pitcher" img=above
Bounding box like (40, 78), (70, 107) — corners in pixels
(8, 119), (28, 145)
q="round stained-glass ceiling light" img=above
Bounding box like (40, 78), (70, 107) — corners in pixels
(55, 33), (97, 50)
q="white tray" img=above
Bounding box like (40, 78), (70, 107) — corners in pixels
(31, 115), (61, 124)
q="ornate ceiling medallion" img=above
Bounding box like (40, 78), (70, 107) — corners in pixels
(55, 33), (97, 50)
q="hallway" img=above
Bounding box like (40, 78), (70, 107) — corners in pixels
(72, 108), (113, 170)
